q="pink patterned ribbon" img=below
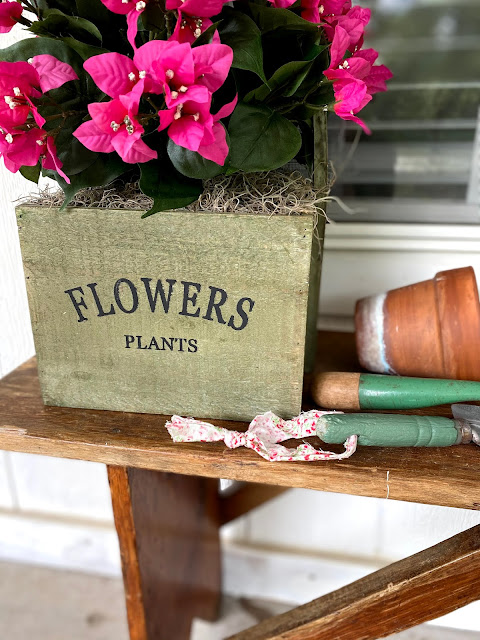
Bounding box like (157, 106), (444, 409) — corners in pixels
(166, 410), (358, 462)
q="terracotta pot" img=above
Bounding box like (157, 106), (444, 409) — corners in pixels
(355, 267), (480, 381)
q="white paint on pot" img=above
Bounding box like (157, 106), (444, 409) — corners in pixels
(356, 293), (396, 374)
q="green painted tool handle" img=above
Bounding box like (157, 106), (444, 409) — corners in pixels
(359, 374), (480, 410)
(317, 413), (460, 447)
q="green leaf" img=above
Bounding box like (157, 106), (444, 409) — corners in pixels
(228, 102), (302, 172)
(219, 8), (267, 84)
(20, 164), (41, 184)
(61, 37), (109, 61)
(56, 135), (98, 177)
(167, 138), (226, 180)
(47, 154), (130, 208)
(30, 8), (102, 45)
(0, 37), (80, 69)
(245, 59), (315, 103)
(75, 0), (130, 52)
(75, 0), (115, 27)
(139, 159), (203, 217)
(37, 0), (74, 15)
(139, 0), (167, 32)
(249, 4), (319, 33)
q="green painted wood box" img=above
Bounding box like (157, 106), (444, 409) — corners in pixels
(17, 116), (327, 421)
(17, 206), (323, 421)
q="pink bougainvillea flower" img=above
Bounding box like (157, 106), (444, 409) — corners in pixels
(197, 95), (237, 164)
(325, 42), (392, 134)
(326, 45), (392, 96)
(29, 55), (78, 93)
(267, 0), (349, 23)
(324, 5), (370, 48)
(0, 57), (77, 132)
(0, 67), (36, 128)
(42, 135), (70, 182)
(142, 41), (211, 106)
(131, 40), (184, 95)
(300, 0), (349, 24)
(0, 126), (70, 182)
(267, 0), (296, 8)
(158, 94), (236, 165)
(166, 0), (229, 18)
(0, 0), (23, 34)
(328, 24), (351, 68)
(99, 0), (147, 48)
(0, 60), (47, 130)
(84, 52), (151, 98)
(337, 6), (371, 49)
(85, 40), (232, 113)
(170, 12), (220, 45)
(353, 48), (393, 94)
(321, 0), (351, 16)
(73, 84), (157, 164)
(0, 127), (44, 172)
(191, 43), (233, 93)
(0, 57), (76, 182)
(131, 40), (232, 106)
(333, 79), (371, 133)
(158, 99), (215, 152)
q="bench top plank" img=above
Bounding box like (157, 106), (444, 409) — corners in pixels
(1, 348), (479, 510)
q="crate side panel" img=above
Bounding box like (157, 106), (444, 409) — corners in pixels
(17, 207), (313, 421)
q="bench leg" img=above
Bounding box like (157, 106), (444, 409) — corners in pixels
(108, 466), (221, 640)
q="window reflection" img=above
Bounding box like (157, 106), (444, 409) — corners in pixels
(328, 0), (480, 220)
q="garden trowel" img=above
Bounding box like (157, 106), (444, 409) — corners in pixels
(313, 371), (480, 410)
(316, 403), (480, 448)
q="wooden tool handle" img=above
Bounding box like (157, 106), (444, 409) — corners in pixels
(313, 372), (480, 410)
(312, 372), (361, 409)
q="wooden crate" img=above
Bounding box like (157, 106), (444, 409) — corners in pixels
(17, 206), (319, 420)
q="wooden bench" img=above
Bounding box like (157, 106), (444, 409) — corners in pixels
(1, 332), (479, 639)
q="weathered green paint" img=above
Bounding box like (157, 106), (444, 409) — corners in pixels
(359, 374), (480, 410)
(304, 111), (328, 373)
(317, 413), (459, 447)
(17, 206), (317, 421)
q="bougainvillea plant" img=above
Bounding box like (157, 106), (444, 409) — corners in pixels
(0, 0), (391, 215)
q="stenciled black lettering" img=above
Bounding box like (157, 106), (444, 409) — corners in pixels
(125, 335), (135, 349)
(148, 336), (160, 350)
(179, 281), (201, 318)
(114, 278), (139, 314)
(188, 339), (198, 353)
(162, 337), (174, 351)
(87, 283), (115, 318)
(228, 297), (255, 331)
(136, 335), (148, 350)
(202, 286), (228, 324)
(175, 338), (187, 352)
(141, 278), (176, 314)
(64, 286), (89, 322)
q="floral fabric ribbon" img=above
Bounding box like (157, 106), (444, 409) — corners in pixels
(166, 410), (358, 462)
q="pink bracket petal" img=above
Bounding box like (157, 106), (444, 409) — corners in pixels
(84, 53), (138, 98)
(30, 55), (78, 93)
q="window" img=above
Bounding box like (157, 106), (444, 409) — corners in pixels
(328, 0), (480, 223)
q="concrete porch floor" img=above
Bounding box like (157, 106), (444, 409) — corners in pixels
(0, 561), (476, 640)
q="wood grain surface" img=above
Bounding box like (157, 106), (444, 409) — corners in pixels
(311, 372), (361, 410)
(219, 483), (289, 525)
(227, 524), (480, 640)
(1, 351), (480, 511)
(108, 466), (221, 640)
(108, 467), (148, 640)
